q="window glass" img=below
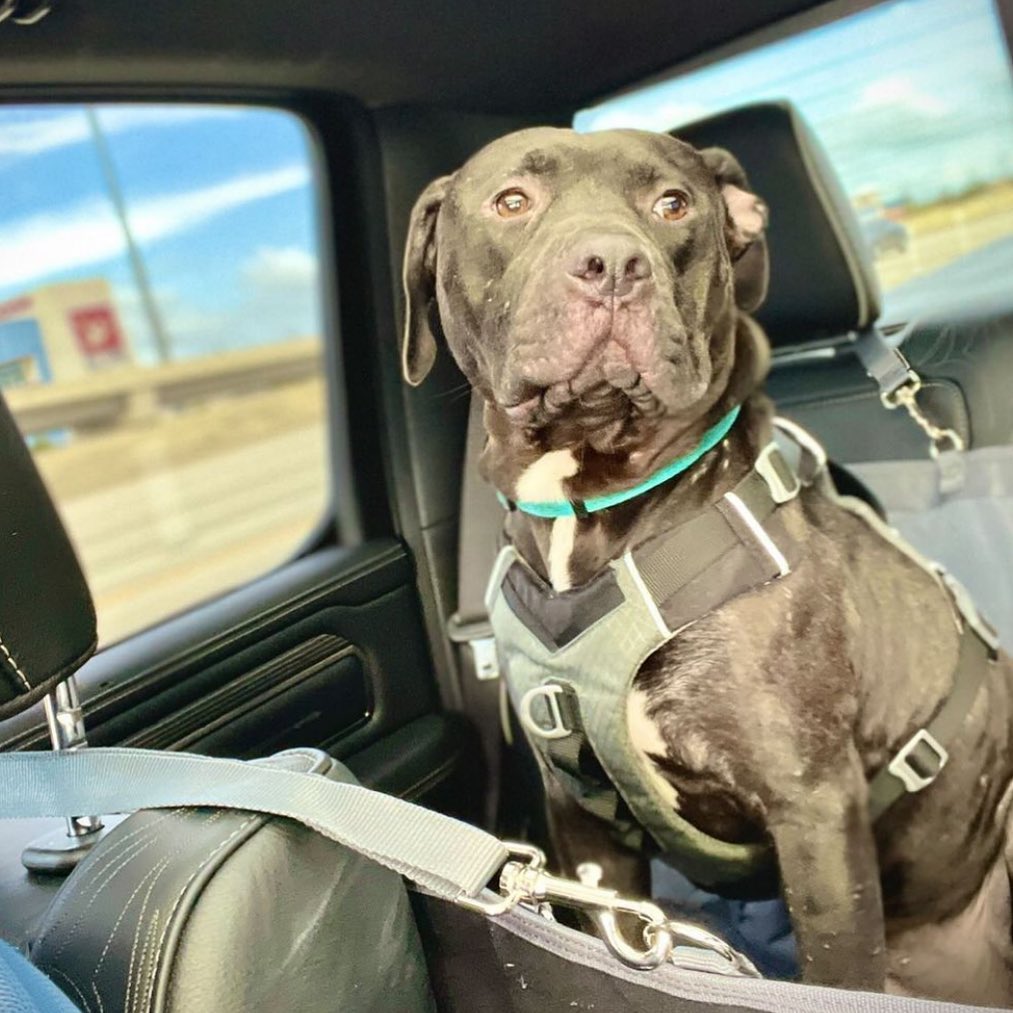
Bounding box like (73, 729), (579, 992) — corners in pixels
(574, 0), (1013, 325)
(0, 104), (329, 645)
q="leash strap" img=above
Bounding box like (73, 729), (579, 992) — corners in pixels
(0, 747), (508, 902)
(853, 328), (919, 400)
(0, 747), (760, 975)
(853, 328), (965, 492)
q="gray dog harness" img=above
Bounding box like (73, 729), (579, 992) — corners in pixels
(486, 420), (999, 891)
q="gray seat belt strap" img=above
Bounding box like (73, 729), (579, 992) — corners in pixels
(446, 391), (508, 827)
(0, 747), (508, 902)
(852, 328), (918, 399)
(453, 392), (503, 634)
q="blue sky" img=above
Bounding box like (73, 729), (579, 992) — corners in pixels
(576, 0), (1013, 206)
(0, 0), (1009, 366)
(0, 104), (322, 364)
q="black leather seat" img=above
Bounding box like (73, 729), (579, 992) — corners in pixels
(0, 390), (433, 1012)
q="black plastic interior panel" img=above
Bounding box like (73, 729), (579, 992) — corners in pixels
(345, 711), (483, 822)
(120, 635), (370, 758)
(0, 0), (822, 113)
(0, 542), (434, 760)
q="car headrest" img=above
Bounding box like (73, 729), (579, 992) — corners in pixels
(0, 394), (96, 720)
(675, 102), (881, 346)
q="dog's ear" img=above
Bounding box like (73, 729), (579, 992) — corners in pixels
(698, 147), (769, 313)
(401, 175), (451, 386)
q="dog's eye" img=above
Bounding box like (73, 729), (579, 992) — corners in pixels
(494, 188), (532, 218)
(652, 190), (690, 221)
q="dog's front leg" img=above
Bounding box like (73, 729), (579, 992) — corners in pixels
(541, 766), (650, 899)
(768, 747), (886, 991)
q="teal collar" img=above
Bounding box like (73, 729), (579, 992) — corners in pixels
(498, 404), (742, 519)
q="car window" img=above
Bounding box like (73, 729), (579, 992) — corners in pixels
(574, 0), (1013, 326)
(0, 104), (330, 645)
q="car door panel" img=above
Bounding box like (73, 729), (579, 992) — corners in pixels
(0, 540), (473, 809)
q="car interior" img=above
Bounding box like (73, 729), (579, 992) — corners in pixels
(0, 0), (1011, 1009)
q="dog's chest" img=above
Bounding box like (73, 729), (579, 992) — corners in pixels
(628, 648), (769, 846)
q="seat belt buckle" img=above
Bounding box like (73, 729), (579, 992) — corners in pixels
(469, 636), (500, 681)
(754, 443), (800, 504)
(887, 728), (948, 793)
(446, 615), (501, 680)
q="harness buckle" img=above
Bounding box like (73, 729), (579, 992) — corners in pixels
(754, 443), (800, 504)
(519, 683), (572, 740)
(772, 416), (828, 483)
(887, 728), (949, 793)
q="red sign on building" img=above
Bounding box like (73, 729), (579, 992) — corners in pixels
(68, 304), (126, 360)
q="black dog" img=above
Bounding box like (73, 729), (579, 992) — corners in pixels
(401, 127), (1013, 1004)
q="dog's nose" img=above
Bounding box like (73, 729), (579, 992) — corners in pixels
(568, 235), (652, 298)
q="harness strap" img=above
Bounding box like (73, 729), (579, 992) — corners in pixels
(867, 584), (999, 821)
(629, 435), (806, 636)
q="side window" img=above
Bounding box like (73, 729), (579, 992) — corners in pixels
(574, 0), (1013, 325)
(0, 104), (330, 645)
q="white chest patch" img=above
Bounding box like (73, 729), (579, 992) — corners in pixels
(627, 689), (680, 810)
(547, 516), (577, 591)
(515, 450), (580, 591)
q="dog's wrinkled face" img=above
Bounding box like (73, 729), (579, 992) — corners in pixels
(402, 127), (767, 453)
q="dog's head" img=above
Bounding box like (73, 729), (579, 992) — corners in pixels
(402, 127), (768, 455)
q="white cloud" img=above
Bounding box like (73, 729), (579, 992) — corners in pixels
(579, 100), (709, 133)
(127, 165), (311, 242)
(0, 163), (311, 290)
(241, 246), (318, 289)
(859, 76), (949, 117)
(0, 106), (243, 161)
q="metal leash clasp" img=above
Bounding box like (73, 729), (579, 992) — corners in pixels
(882, 377), (965, 459)
(456, 844), (674, 970)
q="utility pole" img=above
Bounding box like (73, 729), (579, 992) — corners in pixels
(85, 106), (172, 363)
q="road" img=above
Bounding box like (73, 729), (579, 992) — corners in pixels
(880, 234), (1013, 325)
(57, 424), (328, 645)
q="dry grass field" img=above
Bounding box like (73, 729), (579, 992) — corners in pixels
(874, 181), (1013, 291)
(32, 376), (329, 645)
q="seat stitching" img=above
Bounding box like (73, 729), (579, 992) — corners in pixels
(47, 810), (214, 958)
(124, 859), (171, 1013)
(95, 855), (169, 978)
(47, 826), (165, 961)
(140, 815), (258, 1013)
(47, 965), (93, 1013)
(46, 811), (206, 961)
(0, 632), (31, 691)
(132, 910), (161, 1013)
(91, 979), (106, 1013)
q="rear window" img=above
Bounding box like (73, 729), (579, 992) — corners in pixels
(574, 0), (1013, 326)
(0, 104), (330, 645)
